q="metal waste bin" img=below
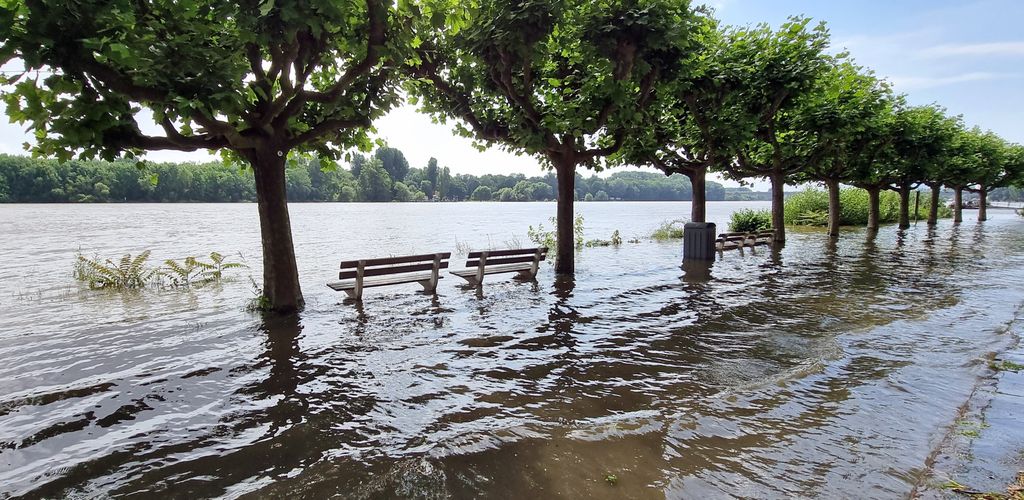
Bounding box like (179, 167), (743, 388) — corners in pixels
(683, 222), (716, 262)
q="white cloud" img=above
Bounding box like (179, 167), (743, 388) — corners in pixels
(888, 71), (1016, 90)
(920, 41), (1024, 58)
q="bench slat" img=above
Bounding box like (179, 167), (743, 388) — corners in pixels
(466, 248), (546, 259)
(328, 272), (441, 291)
(339, 261), (450, 280)
(451, 262), (533, 277)
(465, 254), (545, 267)
(340, 252), (451, 269)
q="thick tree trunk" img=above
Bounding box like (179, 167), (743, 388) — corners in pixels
(866, 186), (880, 230)
(690, 168), (706, 223)
(898, 184), (911, 229)
(825, 179), (841, 237)
(248, 149), (304, 313)
(554, 158), (576, 274)
(953, 187), (963, 223)
(978, 188), (988, 221)
(769, 172), (785, 243)
(928, 183), (940, 226)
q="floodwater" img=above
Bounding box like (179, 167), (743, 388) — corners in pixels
(0, 201), (1022, 499)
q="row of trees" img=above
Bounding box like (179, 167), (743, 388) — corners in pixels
(0, 152), (728, 203)
(2, 1), (1022, 312)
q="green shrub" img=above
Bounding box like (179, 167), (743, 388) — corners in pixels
(528, 214), (584, 252)
(162, 252), (245, 287)
(785, 187), (953, 227)
(74, 250), (244, 290)
(650, 219), (686, 240)
(74, 251), (158, 289)
(728, 209), (772, 232)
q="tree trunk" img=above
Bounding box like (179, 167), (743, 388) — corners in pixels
(953, 187), (963, 223)
(897, 184), (910, 229)
(866, 186), (880, 230)
(825, 178), (841, 237)
(554, 158), (577, 274)
(978, 187), (987, 221)
(769, 172), (786, 243)
(928, 183), (940, 226)
(248, 148), (304, 313)
(690, 168), (706, 223)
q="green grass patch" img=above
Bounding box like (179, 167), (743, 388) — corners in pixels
(784, 187), (952, 227)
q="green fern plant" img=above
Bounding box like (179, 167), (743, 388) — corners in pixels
(75, 250), (157, 289)
(162, 252), (245, 287)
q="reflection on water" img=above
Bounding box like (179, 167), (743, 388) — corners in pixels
(0, 203), (1023, 498)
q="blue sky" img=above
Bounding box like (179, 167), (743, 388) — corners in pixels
(711, 0), (1024, 144)
(1, 0), (1021, 188)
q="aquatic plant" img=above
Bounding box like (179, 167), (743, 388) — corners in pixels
(990, 359), (1024, 372)
(585, 230), (623, 247)
(650, 220), (686, 240)
(74, 250), (245, 290)
(728, 209), (773, 232)
(528, 214), (584, 252)
(74, 251), (158, 290)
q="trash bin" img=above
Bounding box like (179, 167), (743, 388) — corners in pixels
(683, 222), (716, 262)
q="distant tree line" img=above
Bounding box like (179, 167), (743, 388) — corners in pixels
(0, 149), (729, 203)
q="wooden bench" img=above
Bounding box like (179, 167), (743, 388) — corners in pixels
(450, 247), (548, 286)
(327, 252), (450, 300)
(715, 230), (775, 252)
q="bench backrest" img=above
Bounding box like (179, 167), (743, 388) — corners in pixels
(464, 247), (547, 267)
(339, 252), (451, 280)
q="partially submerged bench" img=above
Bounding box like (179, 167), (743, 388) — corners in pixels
(327, 252), (450, 300)
(451, 247), (547, 286)
(715, 230), (775, 252)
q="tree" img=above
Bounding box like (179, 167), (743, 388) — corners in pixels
(889, 105), (956, 228)
(619, 14), (747, 222)
(408, 0), (694, 273)
(374, 147), (410, 182)
(470, 185), (492, 201)
(357, 159), (393, 201)
(392, 181), (412, 201)
(720, 17), (833, 243)
(966, 132), (1016, 221)
(350, 154), (368, 179)
(0, 0), (410, 313)
(793, 62), (893, 236)
(425, 157), (439, 196)
(436, 166), (451, 200)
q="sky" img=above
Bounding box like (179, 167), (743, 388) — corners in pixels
(2, 0), (1022, 190)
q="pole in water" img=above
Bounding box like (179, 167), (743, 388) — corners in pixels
(914, 191), (920, 223)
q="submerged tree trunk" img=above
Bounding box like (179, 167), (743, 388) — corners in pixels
(825, 178), (841, 237)
(928, 183), (940, 226)
(898, 184), (911, 229)
(866, 186), (880, 230)
(978, 187), (988, 221)
(769, 172), (786, 244)
(554, 157), (577, 274)
(247, 148), (304, 314)
(690, 168), (706, 223)
(953, 187), (963, 223)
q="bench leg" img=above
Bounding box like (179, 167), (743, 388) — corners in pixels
(343, 289), (361, 300)
(455, 274), (479, 287)
(417, 279), (439, 294)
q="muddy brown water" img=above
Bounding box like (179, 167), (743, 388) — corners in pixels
(0, 202), (1022, 498)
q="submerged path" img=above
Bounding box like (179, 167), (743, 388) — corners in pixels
(0, 203), (1022, 498)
